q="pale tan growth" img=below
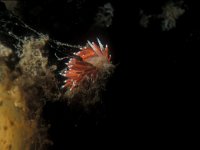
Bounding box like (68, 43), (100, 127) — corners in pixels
(18, 36), (49, 78)
(16, 36), (61, 101)
(0, 42), (13, 61)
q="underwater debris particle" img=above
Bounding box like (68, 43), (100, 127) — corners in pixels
(94, 3), (114, 28)
(139, 11), (152, 28)
(139, 0), (185, 31)
(161, 1), (185, 31)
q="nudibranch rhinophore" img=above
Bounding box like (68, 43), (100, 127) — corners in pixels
(60, 38), (114, 97)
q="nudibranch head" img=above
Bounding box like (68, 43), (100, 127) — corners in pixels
(60, 38), (114, 97)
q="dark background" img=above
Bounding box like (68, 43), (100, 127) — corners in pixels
(0, 0), (198, 149)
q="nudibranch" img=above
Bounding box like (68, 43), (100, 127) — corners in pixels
(60, 38), (114, 97)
